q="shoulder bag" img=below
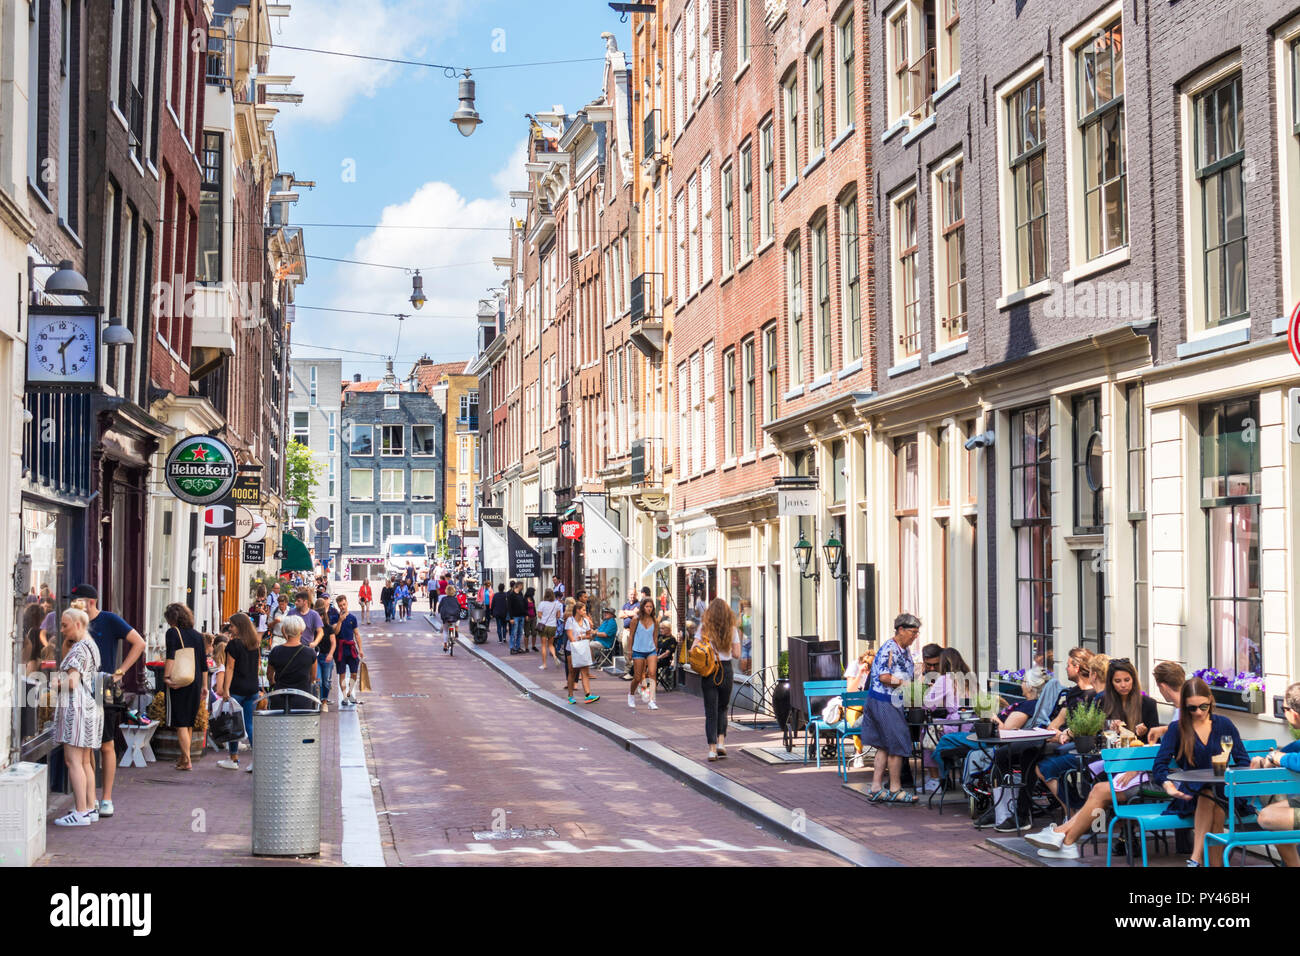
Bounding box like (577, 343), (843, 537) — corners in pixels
(169, 631), (195, 689)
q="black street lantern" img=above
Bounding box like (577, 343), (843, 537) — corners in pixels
(822, 537), (843, 576)
(450, 69), (483, 137)
(410, 270), (427, 310)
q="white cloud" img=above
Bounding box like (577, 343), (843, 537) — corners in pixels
(271, 0), (465, 125)
(296, 140), (528, 375)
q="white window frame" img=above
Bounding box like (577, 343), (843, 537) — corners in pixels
(381, 424), (404, 456)
(885, 1), (912, 128)
(836, 11), (856, 135)
(350, 423), (374, 456)
(412, 424), (437, 457)
(995, 60), (1050, 301)
(807, 40), (825, 160)
(1178, 54), (1248, 340)
(782, 71), (799, 185)
(349, 468), (374, 502)
(739, 141), (754, 258)
(688, 173), (700, 295)
(1062, 4), (1129, 275)
(380, 469), (404, 502)
(737, 0), (750, 71)
(840, 192), (862, 362)
(932, 154), (967, 346)
(721, 160), (735, 275)
(937, 0), (960, 86)
(350, 514), (372, 547)
(891, 186), (921, 361)
(1277, 14), (1300, 310)
(703, 342), (717, 470)
(411, 470), (438, 501)
(812, 217), (831, 375)
(759, 121), (774, 241)
(700, 155), (713, 284)
(380, 514), (404, 544)
(787, 236), (804, 385)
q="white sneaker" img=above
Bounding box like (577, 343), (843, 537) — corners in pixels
(320, 701), (329, 713)
(647, 700), (659, 710)
(97, 800), (114, 817)
(244, 762), (254, 773)
(54, 811), (91, 827)
(1024, 826), (1066, 851)
(923, 778), (942, 793)
(1037, 842), (1081, 860)
(627, 694), (637, 709)
(217, 759), (240, 770)
(84, 808), (99, 822)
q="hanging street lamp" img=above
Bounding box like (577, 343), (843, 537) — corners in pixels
(450, 69), (483, 137)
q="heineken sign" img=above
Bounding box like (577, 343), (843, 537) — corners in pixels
(165, 436), (237, 505)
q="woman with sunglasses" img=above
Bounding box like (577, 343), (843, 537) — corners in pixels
(1152, 677), (1250, 866)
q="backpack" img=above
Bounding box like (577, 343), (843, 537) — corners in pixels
(688, 636), (721, 683)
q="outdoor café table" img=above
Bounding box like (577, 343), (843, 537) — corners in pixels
(1164, 767), (1246, 814)
(964, 729), (1058, 833)
(916, 716), (972, 812)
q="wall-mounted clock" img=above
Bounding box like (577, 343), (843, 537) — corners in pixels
(26, 308), (100, 389)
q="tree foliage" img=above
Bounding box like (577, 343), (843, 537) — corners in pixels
(285, 440), (324, 519)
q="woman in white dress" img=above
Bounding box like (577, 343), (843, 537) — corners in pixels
(563, 602), (599, 705)
(53, 608), (103, 826)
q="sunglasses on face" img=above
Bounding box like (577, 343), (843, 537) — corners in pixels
(1185, 702), (1212, 713)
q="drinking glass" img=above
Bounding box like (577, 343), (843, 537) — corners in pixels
(1220, 735), (1233, 757)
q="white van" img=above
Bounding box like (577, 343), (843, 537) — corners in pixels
(384, 536), (429, 577)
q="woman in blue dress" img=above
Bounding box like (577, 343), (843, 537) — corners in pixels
(860, 613), (922, 804)
(1152, 676), (1250, 867)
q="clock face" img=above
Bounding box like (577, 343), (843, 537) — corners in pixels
(28, 314), (97, 386)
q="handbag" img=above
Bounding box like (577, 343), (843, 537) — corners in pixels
(170, 644), (195, 689)
(568, 639), (594, 669)
(209, 698), (246, 745)
(358, 661), (372, 692)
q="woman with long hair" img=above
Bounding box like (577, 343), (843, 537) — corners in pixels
(535, 589), (561, 671)
(1096, 659), (1160, 742)
(626, 598), (660, 711)
(1152, 677), (1250, 866)
(564, 601), (599, 705)
(694, 598), (740, 761)
(217, 613), (261, 772)
(163, 603), (208, 772)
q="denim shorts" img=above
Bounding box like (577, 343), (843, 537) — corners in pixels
(632, 649), (655, 660)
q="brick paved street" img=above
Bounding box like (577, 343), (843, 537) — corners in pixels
(40, 698), (343, 867)
(462, 618), (1024, 868)
(357, 598), (845, 866)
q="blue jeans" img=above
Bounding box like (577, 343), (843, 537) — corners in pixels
(226, 693), (258, 757)
(510, 616), (525, 650)
(384, 602), (395, 621)
(495, 616), (508, 641)
(317, 658), (335, 703)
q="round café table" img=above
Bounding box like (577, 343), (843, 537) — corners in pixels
(964, 730), (1058, 833)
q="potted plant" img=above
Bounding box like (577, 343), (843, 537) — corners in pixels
(772, 651), (791, 731)
(901, 679), (928, 724)
(1067, 701), (1108, 755)
(1193, 668), (1266, 715)
(970, 690), (1000, 739)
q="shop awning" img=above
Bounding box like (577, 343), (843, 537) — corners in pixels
(641, 558), (673, 579)
(279, 532), (313, 572)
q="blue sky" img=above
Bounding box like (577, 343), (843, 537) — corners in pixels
(272, 0), (631, 382)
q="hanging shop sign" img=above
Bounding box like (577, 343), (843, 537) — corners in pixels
(204, 504), (236, 536)
(480, 507), (505, 527)
(245, 512), (268, 544)
(560, 520), (584, 540)
(232, 506), (257, 540)
(166, 435), (237, 506)
(243, 541), (266, 564)
(229, 473), (261, 507)
(506, 526), (541, 578)
(528, 515), (560, 538)
(777, 488), (818, 516)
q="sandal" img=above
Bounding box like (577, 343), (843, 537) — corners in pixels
(886, 789), (916, 804)
(866, 789), (887, 804)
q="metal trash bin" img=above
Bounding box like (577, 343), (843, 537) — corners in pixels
(252, 688), (321, 856)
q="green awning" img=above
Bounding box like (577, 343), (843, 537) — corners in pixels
(279, 532), (313, 572)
